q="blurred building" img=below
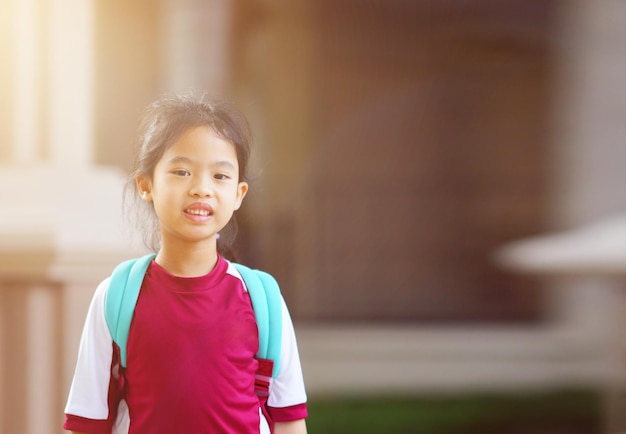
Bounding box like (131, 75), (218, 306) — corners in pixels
(0, 0), (624, 433)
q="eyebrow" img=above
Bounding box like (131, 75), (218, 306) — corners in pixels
(166, 156), (236, 170)
(166, 156), (194, 165)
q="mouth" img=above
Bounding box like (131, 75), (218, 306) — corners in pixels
(185, 209), (213, 216)
(184, 204), (214, 217)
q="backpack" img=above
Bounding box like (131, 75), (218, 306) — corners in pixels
(103, 253), (283, 396)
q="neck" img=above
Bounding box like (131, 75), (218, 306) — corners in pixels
(155, 238), (219, 277)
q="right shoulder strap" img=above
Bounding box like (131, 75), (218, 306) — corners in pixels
(104, 253), (156, 368)
(233, 263), (283, 378)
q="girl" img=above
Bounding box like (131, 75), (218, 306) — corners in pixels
(63, 94), (308, 433)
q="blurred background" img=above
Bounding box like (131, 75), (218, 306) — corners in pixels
(0, 0), (624, 433)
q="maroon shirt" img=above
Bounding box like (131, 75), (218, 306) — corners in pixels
(124, 257), (260, 432)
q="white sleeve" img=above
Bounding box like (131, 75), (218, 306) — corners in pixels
(267, 297), (307, 408)
(64, 277), (115, 419)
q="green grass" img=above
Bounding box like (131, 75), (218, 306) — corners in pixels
(305, 389), (602, 434)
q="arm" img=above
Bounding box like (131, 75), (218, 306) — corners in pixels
(274, 419), (307, 434)
(64, 278), (119, 433)
(267, 298), (308, 429)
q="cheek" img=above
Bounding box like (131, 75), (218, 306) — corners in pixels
(150, 174), (174, 194)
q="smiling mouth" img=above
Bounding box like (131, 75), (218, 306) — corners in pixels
(185, 209), (213, 217)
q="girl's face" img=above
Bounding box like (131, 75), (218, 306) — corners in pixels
(136, 126), (248, 250)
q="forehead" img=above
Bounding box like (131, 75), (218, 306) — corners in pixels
(162, 126), (239, 165)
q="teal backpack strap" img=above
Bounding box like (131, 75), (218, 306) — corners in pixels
(104, 253), (156, 368)
(233, 263), (283, 378)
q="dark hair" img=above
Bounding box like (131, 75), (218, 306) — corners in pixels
(124, 92), (252, 259)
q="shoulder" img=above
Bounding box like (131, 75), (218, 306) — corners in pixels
(226, 261), (279, 285)
(224, 261), (280, 291)
(224, 260), (245, 280)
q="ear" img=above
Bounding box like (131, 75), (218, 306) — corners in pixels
(233, 182), (248, 211)
(136, 176), (153, 202)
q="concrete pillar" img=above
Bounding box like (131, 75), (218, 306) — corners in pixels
(0, 0), (141, 432)
(548, 1), (625, 431)
(11, 0), (42, 164)
(160, 0), (232, 93)
(549, 0), (626, 226)
(547, 0), (625, 355)
(26, 286), (58, 434)
(1, 0), (130, 245)
(46, 0), (94, 167)
(8, 0), (94, 167)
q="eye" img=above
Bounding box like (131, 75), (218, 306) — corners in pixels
(172, 169), (190, 177)
(214, 173), (231, 180)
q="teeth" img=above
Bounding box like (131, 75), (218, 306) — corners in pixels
(186, 209), (211, 216)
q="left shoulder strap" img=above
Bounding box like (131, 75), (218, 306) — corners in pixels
(233, 263), (283, 378)
(104, 253), (156, 368)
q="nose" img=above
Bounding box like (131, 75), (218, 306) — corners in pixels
(189, 175), (214, 197)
